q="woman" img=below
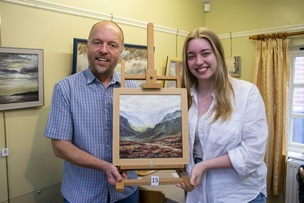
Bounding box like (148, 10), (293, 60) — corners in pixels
(178, 27), (268, 203)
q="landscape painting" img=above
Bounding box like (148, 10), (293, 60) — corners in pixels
(113, 88), (189, 169)
(0, 47), (44, 110)
(119, 94), (182, 159)
(72, 38), (147, 77)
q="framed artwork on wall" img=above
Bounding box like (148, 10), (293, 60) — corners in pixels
(72, 38), (88, 74)
(0, 47), (44, 110)
(71, 38), (148, 77)
(112, 88), (189, 170)
(226, 56), (241, 77)
(164, 56), (183, 88)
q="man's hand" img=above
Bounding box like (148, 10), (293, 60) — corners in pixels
(103, 163), (126, 185)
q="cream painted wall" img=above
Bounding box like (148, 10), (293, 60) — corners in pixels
(206, 0), (304, 33)
(41, 0), (205, 32)
(0, 0), (205, 202)
(0, 113), (8, 202)
(0, 0), (304, 202)
(205, 0), (304, 82)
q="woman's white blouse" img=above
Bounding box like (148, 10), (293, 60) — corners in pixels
(186, 78), (268, 203)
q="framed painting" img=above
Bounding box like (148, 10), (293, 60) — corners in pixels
(71, 38), (148, 77)
(226, 56), (241, 77)
(112, 88), (189, 170)
(116, 43), (147, 76)
(164, 57), (183, 88)
(0, 47), (44, 110)
(72, 38), (88, 74)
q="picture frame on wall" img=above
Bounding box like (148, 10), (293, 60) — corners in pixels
(72, 38), (148, 76)
(164, 56), (183, 88)
(226, 56), (241, 77)
(112, 88), (189, 170)
(72, 38), (88, 74)
(0, 47), (44, 111)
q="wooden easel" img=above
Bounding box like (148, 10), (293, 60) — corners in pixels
(116, 23), (193, 193)
(120, 23), (182, 89)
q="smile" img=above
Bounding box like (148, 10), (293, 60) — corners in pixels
(196, 66), (208, 73)
(97, 57), (109, 62)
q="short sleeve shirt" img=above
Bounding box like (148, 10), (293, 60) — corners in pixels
(44, 69), (138, 203)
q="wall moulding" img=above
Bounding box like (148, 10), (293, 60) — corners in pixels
(218, 24), (304, 39)
(2, 0), (304, 39)
(2, 0), (189, 36)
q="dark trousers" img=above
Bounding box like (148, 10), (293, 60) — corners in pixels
(64, 189), (139, 203)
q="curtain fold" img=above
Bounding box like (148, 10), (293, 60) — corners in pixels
(252, 37), (290, 195)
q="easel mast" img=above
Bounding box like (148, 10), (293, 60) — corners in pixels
(117, 23), (193, 193)
(120, 23), (182, 88)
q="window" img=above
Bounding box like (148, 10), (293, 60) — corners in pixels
(288, 49), (304, 153)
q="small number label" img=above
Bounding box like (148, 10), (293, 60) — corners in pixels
(151, 176), (159, 186)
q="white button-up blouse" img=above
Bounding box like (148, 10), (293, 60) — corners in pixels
(185, 78), (268, 203)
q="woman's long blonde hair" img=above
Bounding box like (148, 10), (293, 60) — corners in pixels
(182, 27), (235, 123)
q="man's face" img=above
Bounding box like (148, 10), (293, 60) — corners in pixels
(87, 22), (124, 75)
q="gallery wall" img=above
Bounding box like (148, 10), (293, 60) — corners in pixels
(0, 0), (304, 202)
(207, 0), (304, 81)
(0, 1), (205, 202)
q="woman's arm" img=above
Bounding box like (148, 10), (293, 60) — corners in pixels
(189, 154), (232, 187)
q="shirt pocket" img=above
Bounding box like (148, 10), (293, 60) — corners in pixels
(207, 114), (242, 154)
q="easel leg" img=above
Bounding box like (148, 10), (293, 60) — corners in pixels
(176, 169), (194, 192)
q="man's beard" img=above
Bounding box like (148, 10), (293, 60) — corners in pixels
(96, 66), (107, 74)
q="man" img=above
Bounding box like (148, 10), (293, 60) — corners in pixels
(45, 21), (139, 203)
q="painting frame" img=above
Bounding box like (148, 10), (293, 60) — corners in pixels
(72, 38), (88, 74)
(164, 56), (183, 88)
(71, 38), (148, 76)
(112, 88), (189, 170)
(226, 56), (241, 77)
(0, 47), (44, 111)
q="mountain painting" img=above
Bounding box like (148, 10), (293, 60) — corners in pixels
(119, 94), (183, 159)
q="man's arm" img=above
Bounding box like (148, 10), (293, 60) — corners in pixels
(52, 139), (124, 185)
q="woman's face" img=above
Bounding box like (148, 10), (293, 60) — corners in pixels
(186, 38), (217, 82)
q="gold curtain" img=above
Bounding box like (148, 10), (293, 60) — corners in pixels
(252, 36), (290, 195)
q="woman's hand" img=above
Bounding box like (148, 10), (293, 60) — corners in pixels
(176, 162), (208, 190)
(189, 162), (208, 187)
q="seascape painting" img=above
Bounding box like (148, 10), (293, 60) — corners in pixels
(0, 47), (44, 110)
(119, 94), (183, 159)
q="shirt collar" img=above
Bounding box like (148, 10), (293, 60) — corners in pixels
(84, 68), (121, 86)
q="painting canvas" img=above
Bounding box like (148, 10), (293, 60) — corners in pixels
(72, 38), (147, 77)
(226, 56), (241, 77)
(113, 88), (189, 170)
(164, 57), (183, 88)
(72, 38), (88, 74)
(116, 44), (147, 75)
(0, 47), (44, 110)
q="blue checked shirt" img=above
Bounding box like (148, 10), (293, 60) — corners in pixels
(45, 68), (138, 203)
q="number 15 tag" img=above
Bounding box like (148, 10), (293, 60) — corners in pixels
(151, 176), (159, 186)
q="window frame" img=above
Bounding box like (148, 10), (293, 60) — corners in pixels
(287, 49), (304, 154)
